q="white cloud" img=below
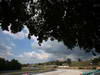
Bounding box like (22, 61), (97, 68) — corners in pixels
(3, 25), (29, 39)
(0, 39), (14, 60)
(16, 50), (52, 64)
(0, 29), (16, 60)
(31, 38), (99, 62)
(32, 38), (64, 50)
(1, 26), (99, 64)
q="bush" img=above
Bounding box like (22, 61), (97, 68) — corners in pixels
(79, 67), (83, 69)
(0, 58), (22, 71)
(92, 67), (96, 69)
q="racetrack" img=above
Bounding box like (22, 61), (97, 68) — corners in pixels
(0, 69), (95, 75)
(36, 69), (94, 75)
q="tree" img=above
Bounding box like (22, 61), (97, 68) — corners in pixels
(0, 58), (6, 71)
(0, 57), (22, 71)
(10, 59), (22, 70)
(67, 58), (71, 66)
(0, 0), (99, 52)
(91, 57), (100, 65)
(78, 58), (82, 62)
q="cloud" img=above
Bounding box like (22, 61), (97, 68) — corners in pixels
(0, 38), (15, 60)
(0, 44), (13, 56)
(31, 38), (99, 61)
(3, 25), (29, 39)
(0, 27), (99, 64)
(0, 29), (16, 60)
(16, 50), (52, 64)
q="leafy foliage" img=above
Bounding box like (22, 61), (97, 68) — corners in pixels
(78, 58), (82, 62)
(0, 58), (22, 71)
(92, 57), (100, 65)
(67, 58), (71, 66)
(0, 0), (99, 52)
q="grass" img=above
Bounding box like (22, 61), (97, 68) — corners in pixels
(71, 60), (91, 67)
(0, 65), (57, 75)
(0, 60), (100, 75)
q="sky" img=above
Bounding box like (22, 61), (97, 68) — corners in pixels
(0, 26), (99, 64)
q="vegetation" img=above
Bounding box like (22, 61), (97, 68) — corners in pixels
(67, 58), (72, 66)
(35, 60), (69, 66)
(33, 57), (100, 69)
(0, 57), (22, 71)
(0, 0), (99, 52)
(78, 58), (82, 62)
(0, 62), (57, 75)
(0, 57), (100, 74)
(92, 57), (100, 65)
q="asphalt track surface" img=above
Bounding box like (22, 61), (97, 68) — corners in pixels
(36, 69), (94, 75)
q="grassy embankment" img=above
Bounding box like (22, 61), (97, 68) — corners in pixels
(0, 59), (100, 75)
(0, 65), (57, 75)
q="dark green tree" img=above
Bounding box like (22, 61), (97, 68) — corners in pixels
(0, 58), (6, 71)
(10, 59), (22, 70)
(78, 58), (82, 62)
(55, 60), (62, 66)
(67, 58), (71, 66)
(0, 58), (22, 71)
(91, 57), (100, 65)
(0, 0), (99, 52)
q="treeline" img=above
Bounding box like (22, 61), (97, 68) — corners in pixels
(36, 57), (100, 67)
(92, 57), (100, 65)
(0, 58), (22, 71)
(37, 58), (72, 66)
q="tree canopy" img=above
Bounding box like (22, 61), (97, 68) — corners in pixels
(0, 0), (99, 52)
(0, 58), (22, 71)
(67, 58), (71, 66)
(91, 57), (100, 65)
